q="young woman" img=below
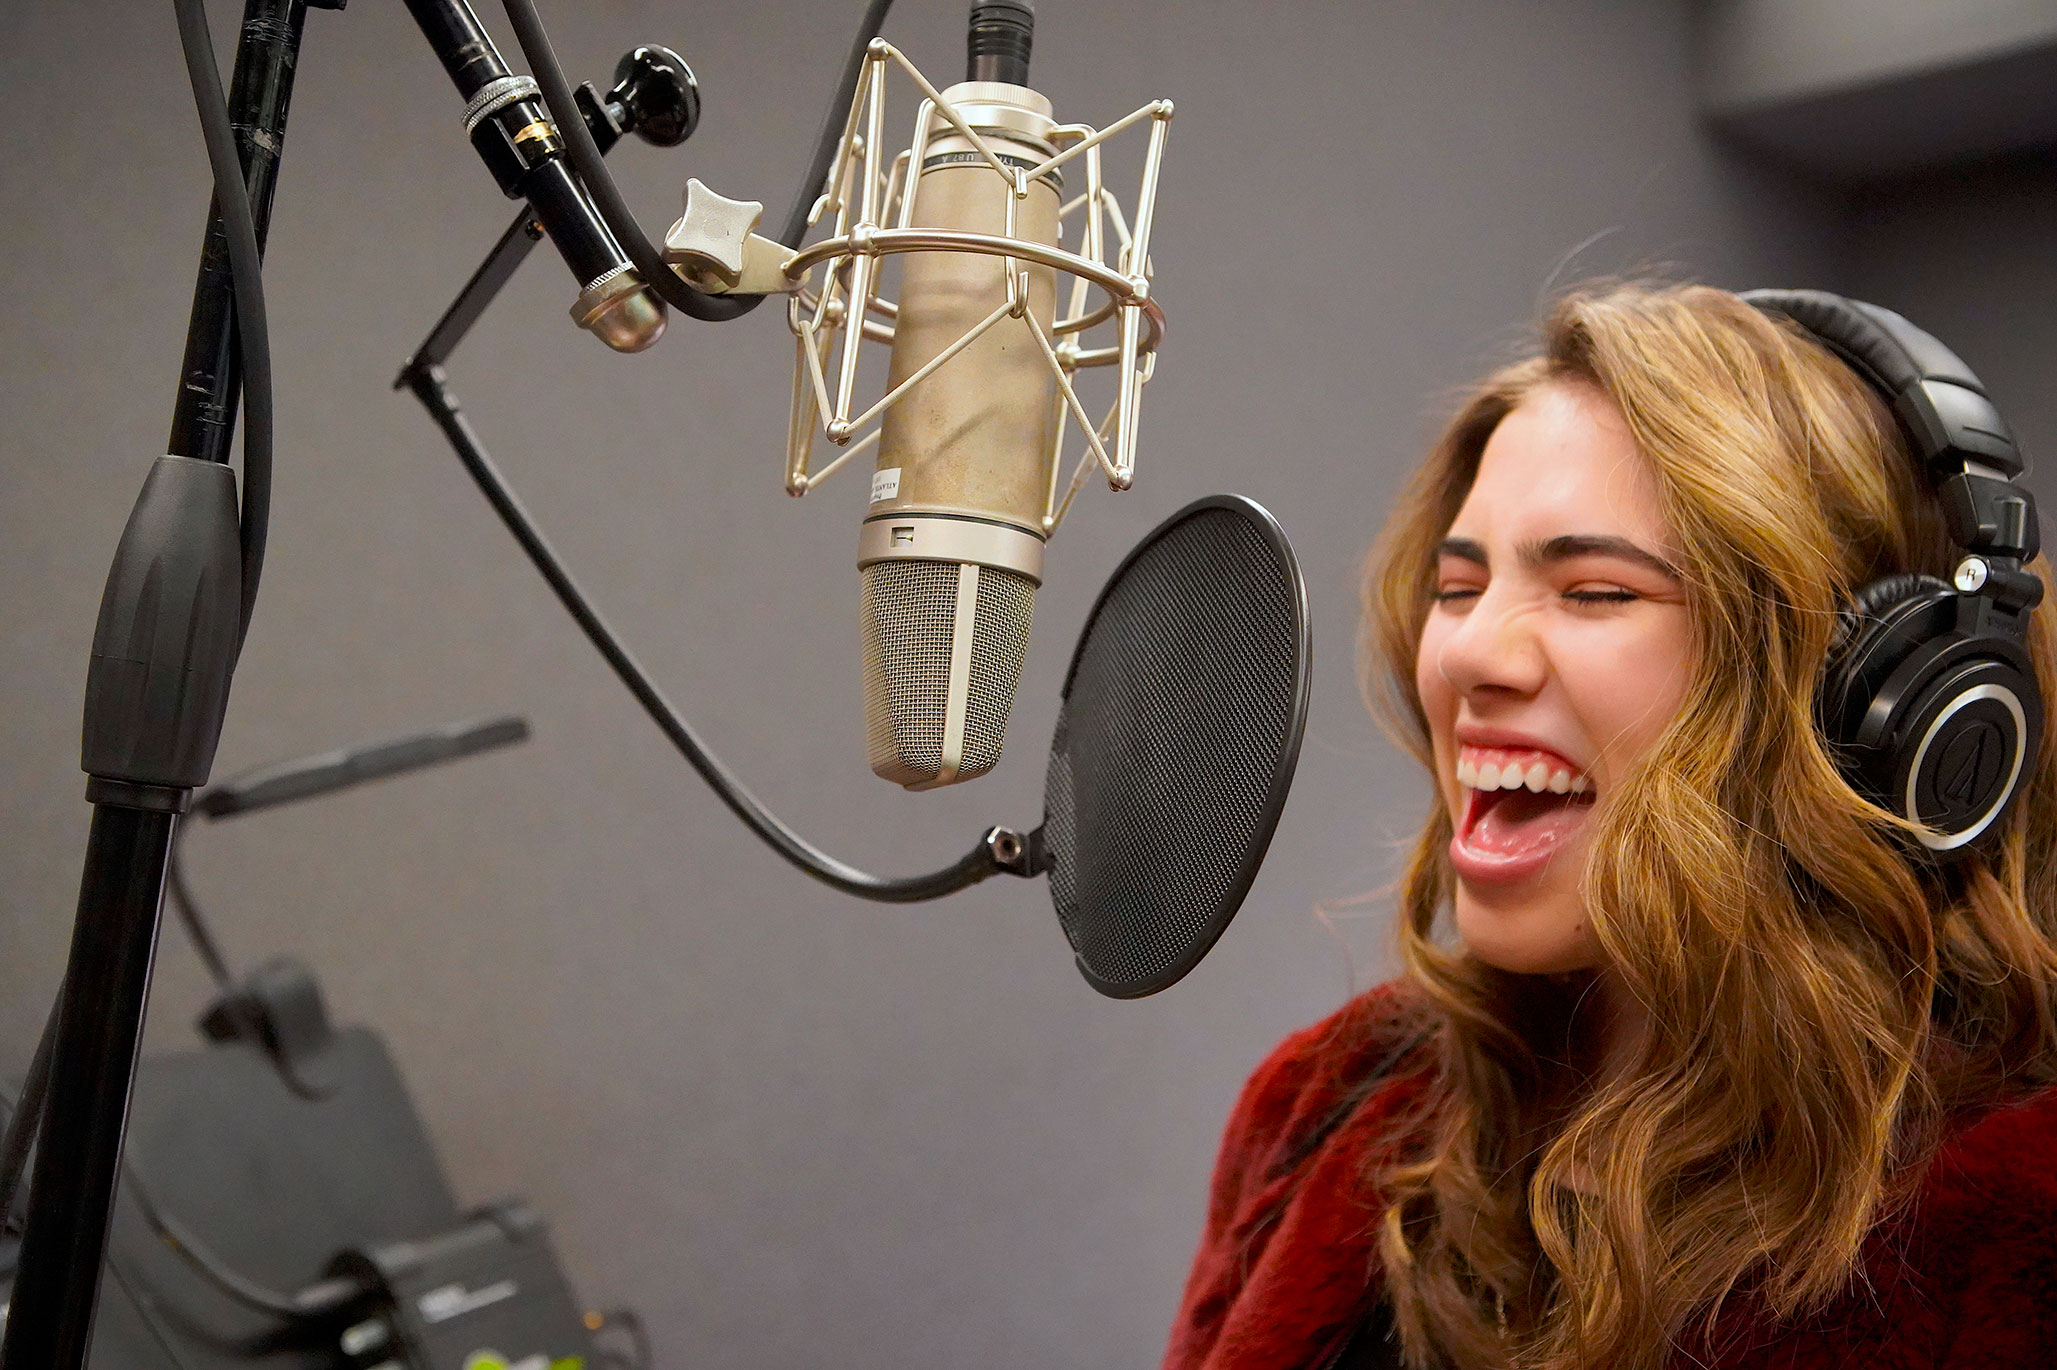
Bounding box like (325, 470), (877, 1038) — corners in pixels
(1163, 283), (2057, 1370)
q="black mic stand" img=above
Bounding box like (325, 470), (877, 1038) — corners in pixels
(0, 2), (339, 1365)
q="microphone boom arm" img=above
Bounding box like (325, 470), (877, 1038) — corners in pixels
(492, 0), (901, 321)
(395, 14), (1043, 902)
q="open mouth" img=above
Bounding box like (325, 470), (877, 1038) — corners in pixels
(1452, 749), (1596, 874)
(1462, 782), (1597, 852)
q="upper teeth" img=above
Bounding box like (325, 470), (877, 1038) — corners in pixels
(1456, 754), (1587, 794)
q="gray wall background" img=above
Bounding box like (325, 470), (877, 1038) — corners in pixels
(7, 2), (2043, 1367)
(1846, 153), (2057, 484)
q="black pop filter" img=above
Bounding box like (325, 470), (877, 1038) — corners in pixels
(1038, 495), (1311, 998)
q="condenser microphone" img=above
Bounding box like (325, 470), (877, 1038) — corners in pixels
(860, 0), (1058, 790)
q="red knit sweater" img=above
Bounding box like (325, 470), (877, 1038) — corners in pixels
(1163, 982), (2057, 1370)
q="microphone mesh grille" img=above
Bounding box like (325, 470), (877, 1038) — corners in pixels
(861, 560), (1035, 785)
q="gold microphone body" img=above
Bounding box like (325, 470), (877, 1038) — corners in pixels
(858, 80), (1061, 789)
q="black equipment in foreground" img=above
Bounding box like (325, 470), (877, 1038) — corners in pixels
(3, 706), (531, 1362)
(0, 713), (599, 1369)
(329, 1203), (595, 1370)
(4, 1027), (607, 1370)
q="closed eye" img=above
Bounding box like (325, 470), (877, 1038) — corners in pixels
(1433, 586), (1636, 605)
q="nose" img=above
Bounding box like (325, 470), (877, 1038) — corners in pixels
(1433, 582), (1548, 702)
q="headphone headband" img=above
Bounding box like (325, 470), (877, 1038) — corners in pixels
(1742, 288), (2023, 479)
(1743, 288), (2039, 567)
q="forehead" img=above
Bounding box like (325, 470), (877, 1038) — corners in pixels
(1450, 381), (1670, 546)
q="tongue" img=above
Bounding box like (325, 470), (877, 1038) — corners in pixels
(1469, 788), (1592, 855)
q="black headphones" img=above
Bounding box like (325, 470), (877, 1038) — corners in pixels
(1741, 289), (2043, 855)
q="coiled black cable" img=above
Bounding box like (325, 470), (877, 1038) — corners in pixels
(116, 1155), (360, 1320)
(0, 995), (57, 1240)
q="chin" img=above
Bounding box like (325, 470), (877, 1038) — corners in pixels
(1453, 886), (1602, 975)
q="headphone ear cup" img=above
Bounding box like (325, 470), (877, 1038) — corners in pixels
(1822, 575), (1956, 747)
(1829, 574), (1954, 659)
(1821, 574), (2040, 852)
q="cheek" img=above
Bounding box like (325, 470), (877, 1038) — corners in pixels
(1561, 615), (1693, 759)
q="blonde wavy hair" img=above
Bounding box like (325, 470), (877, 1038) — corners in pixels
(1359, 282), (2057, 1369)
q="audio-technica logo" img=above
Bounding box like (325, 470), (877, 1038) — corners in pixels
(1930, 716), (2005, 820)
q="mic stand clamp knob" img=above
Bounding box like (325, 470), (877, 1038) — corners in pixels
(663, 178), (794, 295)
(609, 45), (700, 149)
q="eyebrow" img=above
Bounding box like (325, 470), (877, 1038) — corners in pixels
(1435, 534), (1681, 579)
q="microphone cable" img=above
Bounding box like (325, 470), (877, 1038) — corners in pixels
(100, 1256), (209, 1370)
(493, 0), (894, 320)
(0, 996), (56, 1247)
(172, 0), (274, 652)
(115, 1153), (362, 1322)
(773, 0), (897, 251)
(166, 817), (237, 995)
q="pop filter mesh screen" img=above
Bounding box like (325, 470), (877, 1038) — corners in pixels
(1042, 495), (1310, 997)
